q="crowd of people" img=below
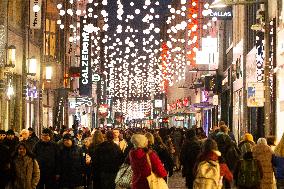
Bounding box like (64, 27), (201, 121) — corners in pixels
(0, 122), (283, 189)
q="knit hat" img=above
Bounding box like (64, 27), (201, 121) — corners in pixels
(6, 129), (15, 135)
(42, 128), (52, 137)
(0, 130), (6, 135)
(243, 133), (254, 142)
(63, 133), (72, 140)
(131, 134), (148, 148)
(257, 138), (267, 145)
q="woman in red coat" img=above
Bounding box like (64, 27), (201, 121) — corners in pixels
(129, 134), (168, 189)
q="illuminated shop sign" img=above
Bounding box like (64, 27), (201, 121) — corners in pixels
(256, 32), (264, 82)
(69, 97), (94, 108)
(79, 16), (92, 96)
(30, 0), (42, 29)
(208, 7), (233, 20)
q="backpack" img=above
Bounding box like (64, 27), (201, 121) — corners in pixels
(237, 159), (261, 187)
(193, 160), (223, 189)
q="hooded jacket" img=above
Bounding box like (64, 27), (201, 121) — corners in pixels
(129, 148), (167, 189)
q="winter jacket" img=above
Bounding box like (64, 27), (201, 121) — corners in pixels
(12, 155), (40, 189)
(58, 144), (85, 188)
(152, 144), (174, 177)
(129, 148), (167, 189)
(252, 143), (274, 189)
(194, 151), (233, 183)
(180, 136), (201, 187)
(272, 155), (284, 180)
(0, 144), (11, 188)
(33, 141), (60, 182)
(92, 141), (124, 189)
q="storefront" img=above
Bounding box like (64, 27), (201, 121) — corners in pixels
(25, 80), (39, 130)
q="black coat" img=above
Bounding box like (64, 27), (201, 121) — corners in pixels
(33, 141), (60, 180)
(92, 141), (123, 189)
(3, 138), (19, 156)
(153, 145), (174, 177)
(180, 137), (201, 185)
(58, 144), (85, 187)
(0, 143), (11, 188)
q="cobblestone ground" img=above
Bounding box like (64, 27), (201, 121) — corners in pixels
(168, 171), (187, 189)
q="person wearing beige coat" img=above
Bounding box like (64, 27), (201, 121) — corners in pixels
(252, 138), (274, 189)
(12, 142), (40, 189)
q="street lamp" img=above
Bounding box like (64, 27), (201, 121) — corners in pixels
(210, 0), (271, 136)
(6, 45), (16, 68)
(27, 56), (37, 76)
(45, 65), (52, 81)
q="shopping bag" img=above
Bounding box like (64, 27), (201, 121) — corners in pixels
(115, 163), (133, 188)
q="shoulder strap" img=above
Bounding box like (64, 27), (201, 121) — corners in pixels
(146, 153), (152, 171)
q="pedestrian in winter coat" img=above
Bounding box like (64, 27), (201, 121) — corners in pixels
(33, 128), (60, 189)
(145, 132), (174, 178)
(92, 130), (124, 189)
(129, 134), (167, 189)
(58, 134), (85, 189)
(238, 133), (255, 156)
(11, 142), (40, 189)
(234, 151), (263, 189)
(3, 129), (19, 156)
(272, 133), (284, 189)
(180, 129), (202, 189)
(0, 142), (11, 189)
(193, 139), (233, 189)
(252, 138), (274, 189)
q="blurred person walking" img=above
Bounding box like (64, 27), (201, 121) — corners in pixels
(92, 130), (124, 189)
(33, 128), (60, 189)
(129, 134), (167, 189)
(180, 129), (202, 189)
(252, 138), (274, 189)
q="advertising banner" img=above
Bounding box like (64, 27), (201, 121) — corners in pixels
(247, 82), (264, 107)
(30, 0), (42, 29)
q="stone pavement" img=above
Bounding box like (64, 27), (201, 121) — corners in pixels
(168, 171), (187, 189)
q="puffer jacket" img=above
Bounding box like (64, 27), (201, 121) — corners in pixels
(12, 156), (40, 189)
(252, 143), (274, 189)
(129, 148), (167, 189)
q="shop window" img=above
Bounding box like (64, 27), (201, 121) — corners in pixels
(44, 19), (56, 57)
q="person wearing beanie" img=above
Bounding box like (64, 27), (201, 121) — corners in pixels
(92, 130), (124, 189)
(180, 128), (202, 188)
(33, 128), (60, 189)
(3, 129), (19, 156)
(238, 133), (255, 156)
(57, 133), (85, 188)
(193, 139), (233, 188)
(129, 134), (167, 189)
(252, 138), (274, 189)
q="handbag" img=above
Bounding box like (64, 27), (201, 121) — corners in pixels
(146, 153), (169, 189)
(115, 163), (133, 188)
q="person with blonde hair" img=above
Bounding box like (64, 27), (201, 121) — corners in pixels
(252, 138), (274, 189)
(272, 133), (284, 189)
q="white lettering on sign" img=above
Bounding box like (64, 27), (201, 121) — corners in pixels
(81, 30), (90, 85)
(209, 11), (232, 18)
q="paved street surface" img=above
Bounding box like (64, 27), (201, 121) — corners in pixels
(168, 171), (187, 189)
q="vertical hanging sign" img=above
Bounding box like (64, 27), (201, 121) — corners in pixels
(79, 16), (92, 96)
(30, 0), (42, 29)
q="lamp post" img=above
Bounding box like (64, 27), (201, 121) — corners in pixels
(27, 56), (37, 76)
(210, 0), (271, 136)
